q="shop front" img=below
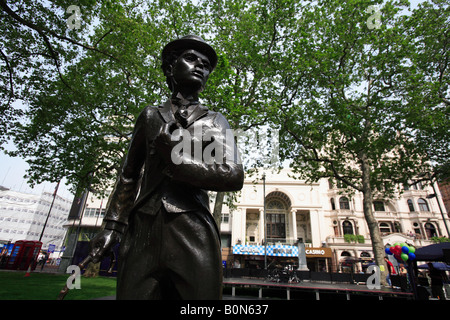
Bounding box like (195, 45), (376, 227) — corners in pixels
(232, 244), (332, 271)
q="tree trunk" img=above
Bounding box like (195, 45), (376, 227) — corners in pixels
(360, 151), (388, 286)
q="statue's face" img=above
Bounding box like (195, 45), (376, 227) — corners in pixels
(171, 49), (211, 92)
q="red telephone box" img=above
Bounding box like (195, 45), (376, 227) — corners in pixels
(6, 240), (42, 271)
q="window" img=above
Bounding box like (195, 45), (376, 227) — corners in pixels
(413, 222), (421, 236)
(330, 198), (336, 210)
(221, 213), (230, 224)
(84, 207), (106, 217)
(379, 222), (391, 233)
(267, 213), (286, 239)
(418, 198), (429, 211)
(266, 199), (287, 239)
(373, 201), (385, 212)
(339, 197), (350, 210)
(425, 223), (437, 239)
(342, 220), (354, 235)
(407, 199), (415, 212)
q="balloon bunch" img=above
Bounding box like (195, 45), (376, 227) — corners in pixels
(385, 243), (416, 262)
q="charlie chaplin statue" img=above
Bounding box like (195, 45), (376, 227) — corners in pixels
(88, 35), (244, 299)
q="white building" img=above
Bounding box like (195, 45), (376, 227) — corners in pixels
(226, 169), (449, 272)
(0, 187), (71, 251)
(67, 169), (449, 272)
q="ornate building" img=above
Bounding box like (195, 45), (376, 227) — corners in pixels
(223, 169), (449, 272)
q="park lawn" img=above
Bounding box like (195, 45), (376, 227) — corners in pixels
(0, 271), (116, 300)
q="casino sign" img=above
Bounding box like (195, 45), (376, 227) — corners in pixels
(233, 244), (332, 258)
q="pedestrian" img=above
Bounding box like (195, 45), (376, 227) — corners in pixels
(40, 252), (49, 271)
(428, 262), (447, 300)
(384, 256), (397, 286)
(399, 263), (407, 276)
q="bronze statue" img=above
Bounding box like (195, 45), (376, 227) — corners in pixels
(87, 35), (244, 299)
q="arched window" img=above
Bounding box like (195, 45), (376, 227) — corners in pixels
(342, 220), (354, 235)
(407, 199), (415, 212)
(425, 223), (437, 239)
(330, 198), (336, 210)
(418, 198), (429, 211)
(339, 197), (350, 210)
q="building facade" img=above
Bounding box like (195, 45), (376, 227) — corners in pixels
(0, 187), (71, 251)
(224, 169), (449, 272)
(65, 169), (449, 273)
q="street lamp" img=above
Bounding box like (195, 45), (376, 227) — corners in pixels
(262, 172), (267, 269)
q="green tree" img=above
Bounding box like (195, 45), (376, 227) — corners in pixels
(272, 0), (448, 283)
(5, 0), (205, 194)
(201, 0), (302, 229)
(401, 0), (449, 176)
(0, 0), (109, 147)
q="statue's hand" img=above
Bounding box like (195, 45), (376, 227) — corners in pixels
(88, 229), (121, 263)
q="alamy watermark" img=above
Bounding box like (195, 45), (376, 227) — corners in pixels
(366, 265), (381, 289)
(366, 5), (381, 30)
(66, 265), (81, 290)
(168, 124), (279, 169)
(66, 5), (81, 30)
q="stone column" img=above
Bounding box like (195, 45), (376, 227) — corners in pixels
(291, 208), (298, 244)
(259, 208), (265, 245)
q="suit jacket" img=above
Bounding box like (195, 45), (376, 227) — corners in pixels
(102, 99), (244, 232)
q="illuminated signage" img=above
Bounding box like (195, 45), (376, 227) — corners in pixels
(233, 245), (332, 258)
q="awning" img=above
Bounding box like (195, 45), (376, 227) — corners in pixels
(414, 242), (450, 262)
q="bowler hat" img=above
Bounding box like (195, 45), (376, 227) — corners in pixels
(162, 35), (218, 71)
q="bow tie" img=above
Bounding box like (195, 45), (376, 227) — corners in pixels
(171, 97), (199, 127)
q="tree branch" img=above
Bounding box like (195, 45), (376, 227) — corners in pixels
(284, 124), (362, 191)
(0, 48), (14, 106)
(0, 0), (118, 61)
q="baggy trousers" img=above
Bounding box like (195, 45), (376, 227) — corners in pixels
(116, 207), (222, 300)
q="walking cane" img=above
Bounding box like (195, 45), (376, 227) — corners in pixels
(57, 251), (117, 300)
(57, 255), (92, 300)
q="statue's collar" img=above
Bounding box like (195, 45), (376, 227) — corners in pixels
(158, 99), (209, 128)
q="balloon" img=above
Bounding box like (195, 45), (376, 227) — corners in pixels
(394, 242), (400, 247)
(385, 248), (392, 255)
(389, 246), (396, 254)
(409, 247), (415, 254)
(395, 245), (401, 253)
(408, 252), (416, 260)
(401, 246), (410, 254)
(401, 253), (409, 261)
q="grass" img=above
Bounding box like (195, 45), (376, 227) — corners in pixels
(0, 271), (116, 300)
